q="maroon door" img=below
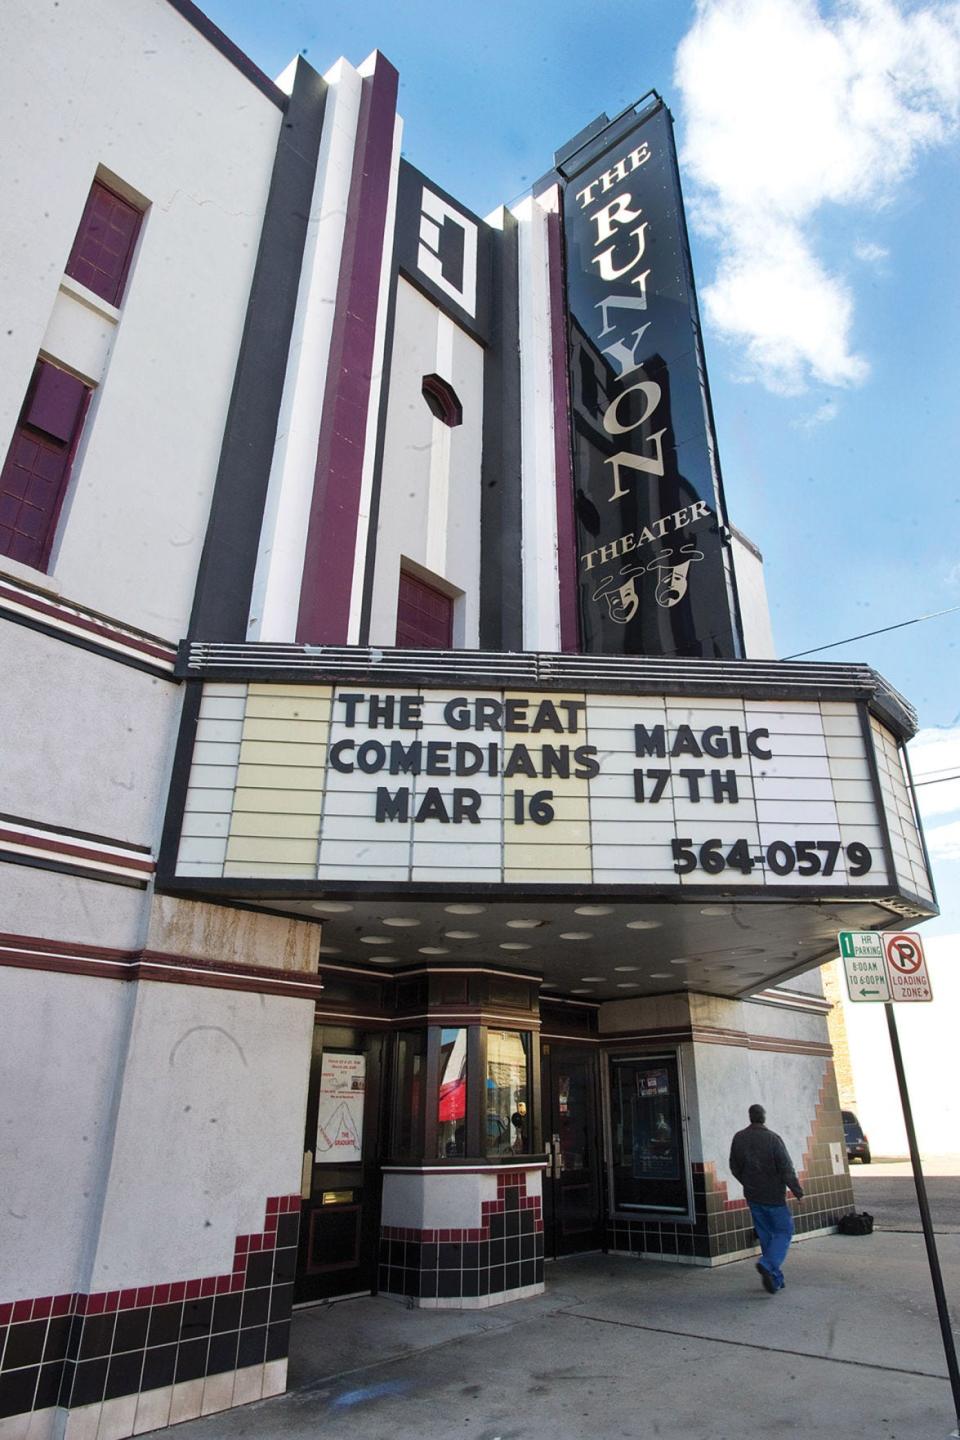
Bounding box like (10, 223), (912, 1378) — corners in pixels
(540, 1044), (603, 1257)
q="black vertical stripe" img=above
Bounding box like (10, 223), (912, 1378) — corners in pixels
(188, 59), (326, 641)
(480, 213), (523, 650)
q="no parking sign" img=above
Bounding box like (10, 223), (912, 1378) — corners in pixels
(882, 932), (933, 1002)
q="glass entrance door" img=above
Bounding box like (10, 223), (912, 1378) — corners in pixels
(295, 1025), (384, 1302)
(540, 1044), (603, 1257)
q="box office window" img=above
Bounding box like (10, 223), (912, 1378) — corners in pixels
(391, 1030), (426, 1160)
(437, 1027), (467, 1159)
(608, 1055), (688, 1213)
(485, 1030), (530, 1157)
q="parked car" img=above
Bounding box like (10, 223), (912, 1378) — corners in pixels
(843, 1110), (872, 1164)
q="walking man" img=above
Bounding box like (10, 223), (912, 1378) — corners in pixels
(729, 1104), (804, 1294)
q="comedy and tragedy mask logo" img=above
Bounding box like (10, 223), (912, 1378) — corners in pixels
(591, 544), (705, 624)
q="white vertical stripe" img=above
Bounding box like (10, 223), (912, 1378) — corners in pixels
(513, 192), (561, 652)
(348, 107), (404, 644)
(247, 60), (364, 642)
(425, 312), (455, 577)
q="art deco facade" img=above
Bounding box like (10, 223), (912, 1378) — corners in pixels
(0, 2), (936, 1435)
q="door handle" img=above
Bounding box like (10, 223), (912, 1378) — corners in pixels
(300, 1149), (313, 1200)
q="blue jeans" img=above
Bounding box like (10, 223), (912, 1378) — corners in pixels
(749, 1201), (794, 1289)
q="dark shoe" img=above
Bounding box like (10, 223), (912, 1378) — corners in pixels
(756, 1262), (776, 1294)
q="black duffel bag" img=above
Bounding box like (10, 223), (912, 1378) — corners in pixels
(838, 1211), (874, 1235)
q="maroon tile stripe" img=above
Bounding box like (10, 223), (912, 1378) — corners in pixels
(296, 54), (399, 644)
(545, 206), (580, 653)
(0, 826), (155, 875)
(0, 1195), (300, 1324)
(382, 1171), (544, 1240)
(0, 932), (326, 1000)
(0, 579), (177, 669)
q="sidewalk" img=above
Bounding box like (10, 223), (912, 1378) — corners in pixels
(163, 1233), (960, 1440)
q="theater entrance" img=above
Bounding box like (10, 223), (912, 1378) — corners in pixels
(540, 1044), (603, 1257)
(295, 1024), (384, 1302)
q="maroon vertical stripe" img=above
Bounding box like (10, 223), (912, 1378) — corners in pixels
(546, 207), (580, 653)
(296, 54), (399, 644)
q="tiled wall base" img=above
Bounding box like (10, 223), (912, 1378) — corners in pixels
(0, 1406), (57, 1440)
(0, 1199), (299, 1438)
(59, 1360), (287, 1438)
(380, 1170), (545, 1305)
(413, 1283), (545, 1311)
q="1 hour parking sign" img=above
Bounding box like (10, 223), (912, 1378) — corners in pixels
(838, 930), (932, 1003)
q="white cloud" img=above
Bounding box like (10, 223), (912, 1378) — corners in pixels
(909, 725), (960, 821)
(853, 240), (889, 265)
(791, 397), (840, 429)
(675, 0), (960, 394)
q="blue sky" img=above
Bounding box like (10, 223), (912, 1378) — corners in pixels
(203, 0), (960, 932)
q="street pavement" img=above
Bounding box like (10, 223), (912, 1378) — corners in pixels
(168, 1225), (960, 1440)
(853, 1156), (960, 1232)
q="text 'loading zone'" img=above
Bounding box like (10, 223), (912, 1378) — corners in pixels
(562, 105), (741, 661)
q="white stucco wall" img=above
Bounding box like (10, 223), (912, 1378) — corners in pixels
(88, 982), (314, 1290)
(0, 0), (282, 638)
(0, 622), (182, 846)
(0, 967), (133, 1300)
(696, 1039), (827, 1194)
(1, 864), (149, 950)
(368, 279), (484, 646)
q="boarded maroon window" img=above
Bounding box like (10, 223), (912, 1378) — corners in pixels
(65, 180), (142, 306)
(396, 572), (453, 649)
(0, 361), (91, 570)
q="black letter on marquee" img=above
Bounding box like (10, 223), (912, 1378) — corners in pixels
(376, 787), (409, 822)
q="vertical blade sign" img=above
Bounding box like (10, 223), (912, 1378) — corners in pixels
(561, 104), (742, 658)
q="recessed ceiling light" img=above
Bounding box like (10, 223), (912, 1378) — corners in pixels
(360, 936), (393, 945)
(382, 917), (420, 928)
(366, 955), (400, 964)
(571, 988), (594, 994)
(444, 931), (479, 940)
(312, 901), (353, 913)
(500, 942), (531, 951)
(318, 945), (341, 955)
(669, 958), (689, 965)
(617, 983), (639, 989)
(445, 904), (485, 915)
(581, 976), (605, 982)
(418, 946), (449, 955)
(506, 919), (545, 929)
(626, 920), (661, 930)
(614, 966), (638, 972)
(699, 905), (731, 917)
(560, 932), (592, 940)
(731, 947), (764, 956)
(574, 905), (613, 916)
(649, 972), (671, 979)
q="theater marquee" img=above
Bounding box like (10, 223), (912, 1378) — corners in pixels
(560, 102), (742, 661)
(171, 681), (933, 905)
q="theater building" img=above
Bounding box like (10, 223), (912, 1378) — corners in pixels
(0, 1), (937, 1435)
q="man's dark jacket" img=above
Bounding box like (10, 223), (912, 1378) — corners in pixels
(729, 1123), (803, 1206)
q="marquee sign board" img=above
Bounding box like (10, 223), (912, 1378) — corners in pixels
(839, 930), (932, 1002)
(560, 103), (741, 660)
(173, 685), (935, 907)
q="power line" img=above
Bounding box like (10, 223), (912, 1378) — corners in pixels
(782, 605), (960, 660)
(912, 772), (960, 788)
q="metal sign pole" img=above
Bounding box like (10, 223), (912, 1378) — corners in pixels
(884, 1002), (960, 1434)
